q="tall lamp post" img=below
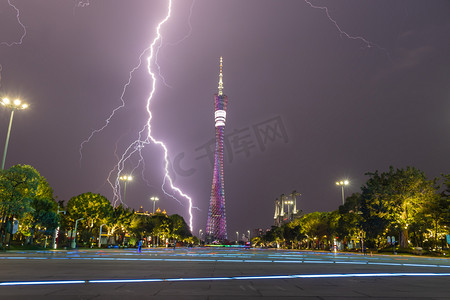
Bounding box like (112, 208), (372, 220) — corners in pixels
(336, 180), (349, 205)
(98, 223), (106, 248)
(119, 175), (132, 203)
(1, 98), (28, 170)
(236, 231), (239, 242)
(71, 217), (84, 249)
(53, 207), (66, 249)
(150, 196), (159, 214)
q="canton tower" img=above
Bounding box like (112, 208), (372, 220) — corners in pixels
(206, 57), (228, 242)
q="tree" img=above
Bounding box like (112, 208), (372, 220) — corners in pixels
(337, 193), (364, 249)
(0, 165), (42, 247)
(67, 193), (113, 244)
(421, 174), (450, 249)
(360, 166), (436, 248)
(301, 212), (329, 249)
(169, 214), (191, 241)
(22, 175), (58, 245)
(105, 204), (133, 245)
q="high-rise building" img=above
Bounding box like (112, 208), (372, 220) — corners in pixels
(206, 57), (228, 242)
(274, 191), (302, 227)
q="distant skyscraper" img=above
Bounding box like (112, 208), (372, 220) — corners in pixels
(206, 57), (228, 242)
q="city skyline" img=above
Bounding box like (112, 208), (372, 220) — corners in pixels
(0, 0), (449, 236)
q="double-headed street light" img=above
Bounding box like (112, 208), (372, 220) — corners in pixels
(336, 180), (349, 205)
(119, 175), (132, 203)
(150, 196), (159, 214)
(1, 98), (28, 170)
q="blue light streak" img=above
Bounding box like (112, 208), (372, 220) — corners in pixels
(0, 255), (448, 270)
(0, 280), (85, 286)
(1, 273), (449, 287)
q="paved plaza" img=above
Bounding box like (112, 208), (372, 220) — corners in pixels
(0, 247), (449, 299)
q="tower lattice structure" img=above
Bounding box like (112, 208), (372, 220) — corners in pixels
(206, 57), (228, 242)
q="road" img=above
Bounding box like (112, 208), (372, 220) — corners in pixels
(0, 247), (449, 299)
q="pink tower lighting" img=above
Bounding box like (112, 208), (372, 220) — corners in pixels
(206, 57), (228, 242)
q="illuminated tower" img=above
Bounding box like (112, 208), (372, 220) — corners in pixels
(206, 57), (228, 242)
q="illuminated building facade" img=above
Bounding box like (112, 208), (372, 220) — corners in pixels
(206, 57), (228, 242)
(274, 191), (302, 227)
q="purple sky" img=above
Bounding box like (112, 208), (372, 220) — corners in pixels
(0, 0), (449, 238)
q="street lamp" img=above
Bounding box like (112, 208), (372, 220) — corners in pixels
(236, 231), (239, 242)
(52, 207), (66, 249)
(119, 175), (132, 203)
(150, 196), (159, 214)
(336, 180), (349, 205)
(71, 217), (84, 249)
(1, 98), (28, 170)
(247, 230), (251, 241)
(98, 223), (106, 248)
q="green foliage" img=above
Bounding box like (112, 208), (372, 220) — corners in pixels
(169, 214), (191, 240)
(67, 192), (113, 228)
(360, 166), (437, 247)
(0, 165), (41, 220)
(108, 204), (134, 234)
(0, 165), (59, 247)
(262, 166), (444, 253)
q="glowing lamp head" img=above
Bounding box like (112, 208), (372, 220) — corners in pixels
(2, 98), (10, 105)
(336, 180), (349, 186)
(13, 99), (21, 106)
(120, 175), (133, 181)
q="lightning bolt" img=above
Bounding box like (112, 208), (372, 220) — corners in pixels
(0, 0), (27, 47)
(80, 0), (194, 231)
(304, 0), (390, 58)
(74, 0), (90, 9)
(154, 0), (196, 89)
(143, 0), (193, 231)
(0, 0), (27, 87)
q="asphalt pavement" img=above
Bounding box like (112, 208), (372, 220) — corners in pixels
(0, 248), (449, 299)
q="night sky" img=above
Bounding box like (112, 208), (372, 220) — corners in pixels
(0, 0), (449, 238)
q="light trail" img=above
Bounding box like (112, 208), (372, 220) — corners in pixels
(1, 255), (449, 269)
(1, 273), (449, 286)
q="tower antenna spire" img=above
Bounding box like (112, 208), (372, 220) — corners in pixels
(218, 56), (223, 96)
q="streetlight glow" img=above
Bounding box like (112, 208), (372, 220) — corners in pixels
(150, 196), (159, 214)
(119, 175), (133, 204)
(336, 179), (350, 205)
(1, 97), (29, 170)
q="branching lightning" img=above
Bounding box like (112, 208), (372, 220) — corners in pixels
(304, 0), (389, 58)
(142, 0), (193, 230)
(0, 0), (27, 47)
(80, 0), (194, 231)
(0, 0), (27, 87)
